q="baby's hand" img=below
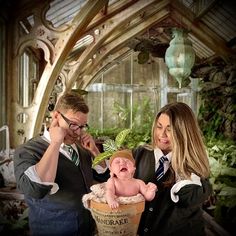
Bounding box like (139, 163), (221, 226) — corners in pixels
(147, 182), (157, 192)
(107, 199), (119, 209)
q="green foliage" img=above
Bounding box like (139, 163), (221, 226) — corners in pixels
(92, 151), (114, 168)
(112, 97), (154, 133)
(89, 127), (121, 141)
(103, 139), (118, 152)
(115, 129), (131, 147)
(198, 103), (224, 139)
(90, 97), (154, 166)
(206, 137), (236, 232)
(92, 129), (131, 167)
(198, 65), (236, 140)
(197, 64), (236, 233)
(123, 129), (151, 148)
(0, 200), (29, 235)
(111, 97), (153, 148)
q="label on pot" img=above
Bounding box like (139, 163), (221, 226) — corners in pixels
(91, 206), (140, 236)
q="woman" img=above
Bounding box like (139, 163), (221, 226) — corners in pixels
(133, 102), (212, 236)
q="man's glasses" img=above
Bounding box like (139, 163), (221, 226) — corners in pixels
(58, 111), (89, 132)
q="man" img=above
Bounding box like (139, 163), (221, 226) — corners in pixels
(14, 92), (108, 236)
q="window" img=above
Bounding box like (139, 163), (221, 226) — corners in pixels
(18, 48), (39, 107)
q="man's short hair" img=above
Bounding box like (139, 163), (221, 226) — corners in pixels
(54, 92), (89, 114)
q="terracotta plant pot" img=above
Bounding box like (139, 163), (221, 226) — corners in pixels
(90, 200), (145, 236)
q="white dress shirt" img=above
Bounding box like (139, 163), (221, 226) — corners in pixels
(154, 147), (172, 175)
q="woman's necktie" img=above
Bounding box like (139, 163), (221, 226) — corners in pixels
(155, 156), (168, 181)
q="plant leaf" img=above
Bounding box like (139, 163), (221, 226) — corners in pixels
(92, 129), (132, 167)
(115, 128), (131, 148)
(103, 139), (118, 152)
(92, 151), (113, 167)
(220, 167), (236, 177)
(218, 186), (236, 196)
(209, 156), (221, 177)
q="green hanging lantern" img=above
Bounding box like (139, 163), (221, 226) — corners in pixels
(165, 28), (195, 88)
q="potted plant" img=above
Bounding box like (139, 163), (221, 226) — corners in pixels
(92, 128), (131, 167)
(86, 129), (145, 236)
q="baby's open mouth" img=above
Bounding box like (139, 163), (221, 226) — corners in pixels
(120, 167), (127, 172)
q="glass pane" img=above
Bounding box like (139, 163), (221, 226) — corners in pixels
(177, 93), (191, 107)
(17, 112), (29, 124)
(87, 52), (159, 131)
(19, 52), (29, 106)
(18, 49), (39, 107)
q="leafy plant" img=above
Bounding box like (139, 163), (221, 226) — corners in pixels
(196, 63), (236, 234)
(92, 129), (131, 167)
(112, 98), (154, 133)
(198, 63), (236, 140)
(206, 137), (236, 234)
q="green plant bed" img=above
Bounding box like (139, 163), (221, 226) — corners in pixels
(206, 137), (236, 234)
(91, 128), (151, 150)
(90, 127), (122, 141)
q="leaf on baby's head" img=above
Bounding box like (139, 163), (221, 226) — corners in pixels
(92, 129), (132, 167)
(92, 151), (113, 168)
(103, 139), (117, 152)
(115, 129), (131, 148)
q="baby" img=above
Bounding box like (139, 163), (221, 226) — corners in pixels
(105, 149), (157, 209)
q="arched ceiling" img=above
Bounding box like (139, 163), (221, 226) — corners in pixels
(1, 0), (236, 146)
(4, 0), (236, 89)
(50, 0), (236, 89)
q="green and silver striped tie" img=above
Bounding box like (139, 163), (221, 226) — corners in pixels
(67, 146), (80, 166)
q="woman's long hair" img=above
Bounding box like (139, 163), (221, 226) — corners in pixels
(152, 102), (210, 179)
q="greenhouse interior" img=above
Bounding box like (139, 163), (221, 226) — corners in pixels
(0, 0), (235, 235)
